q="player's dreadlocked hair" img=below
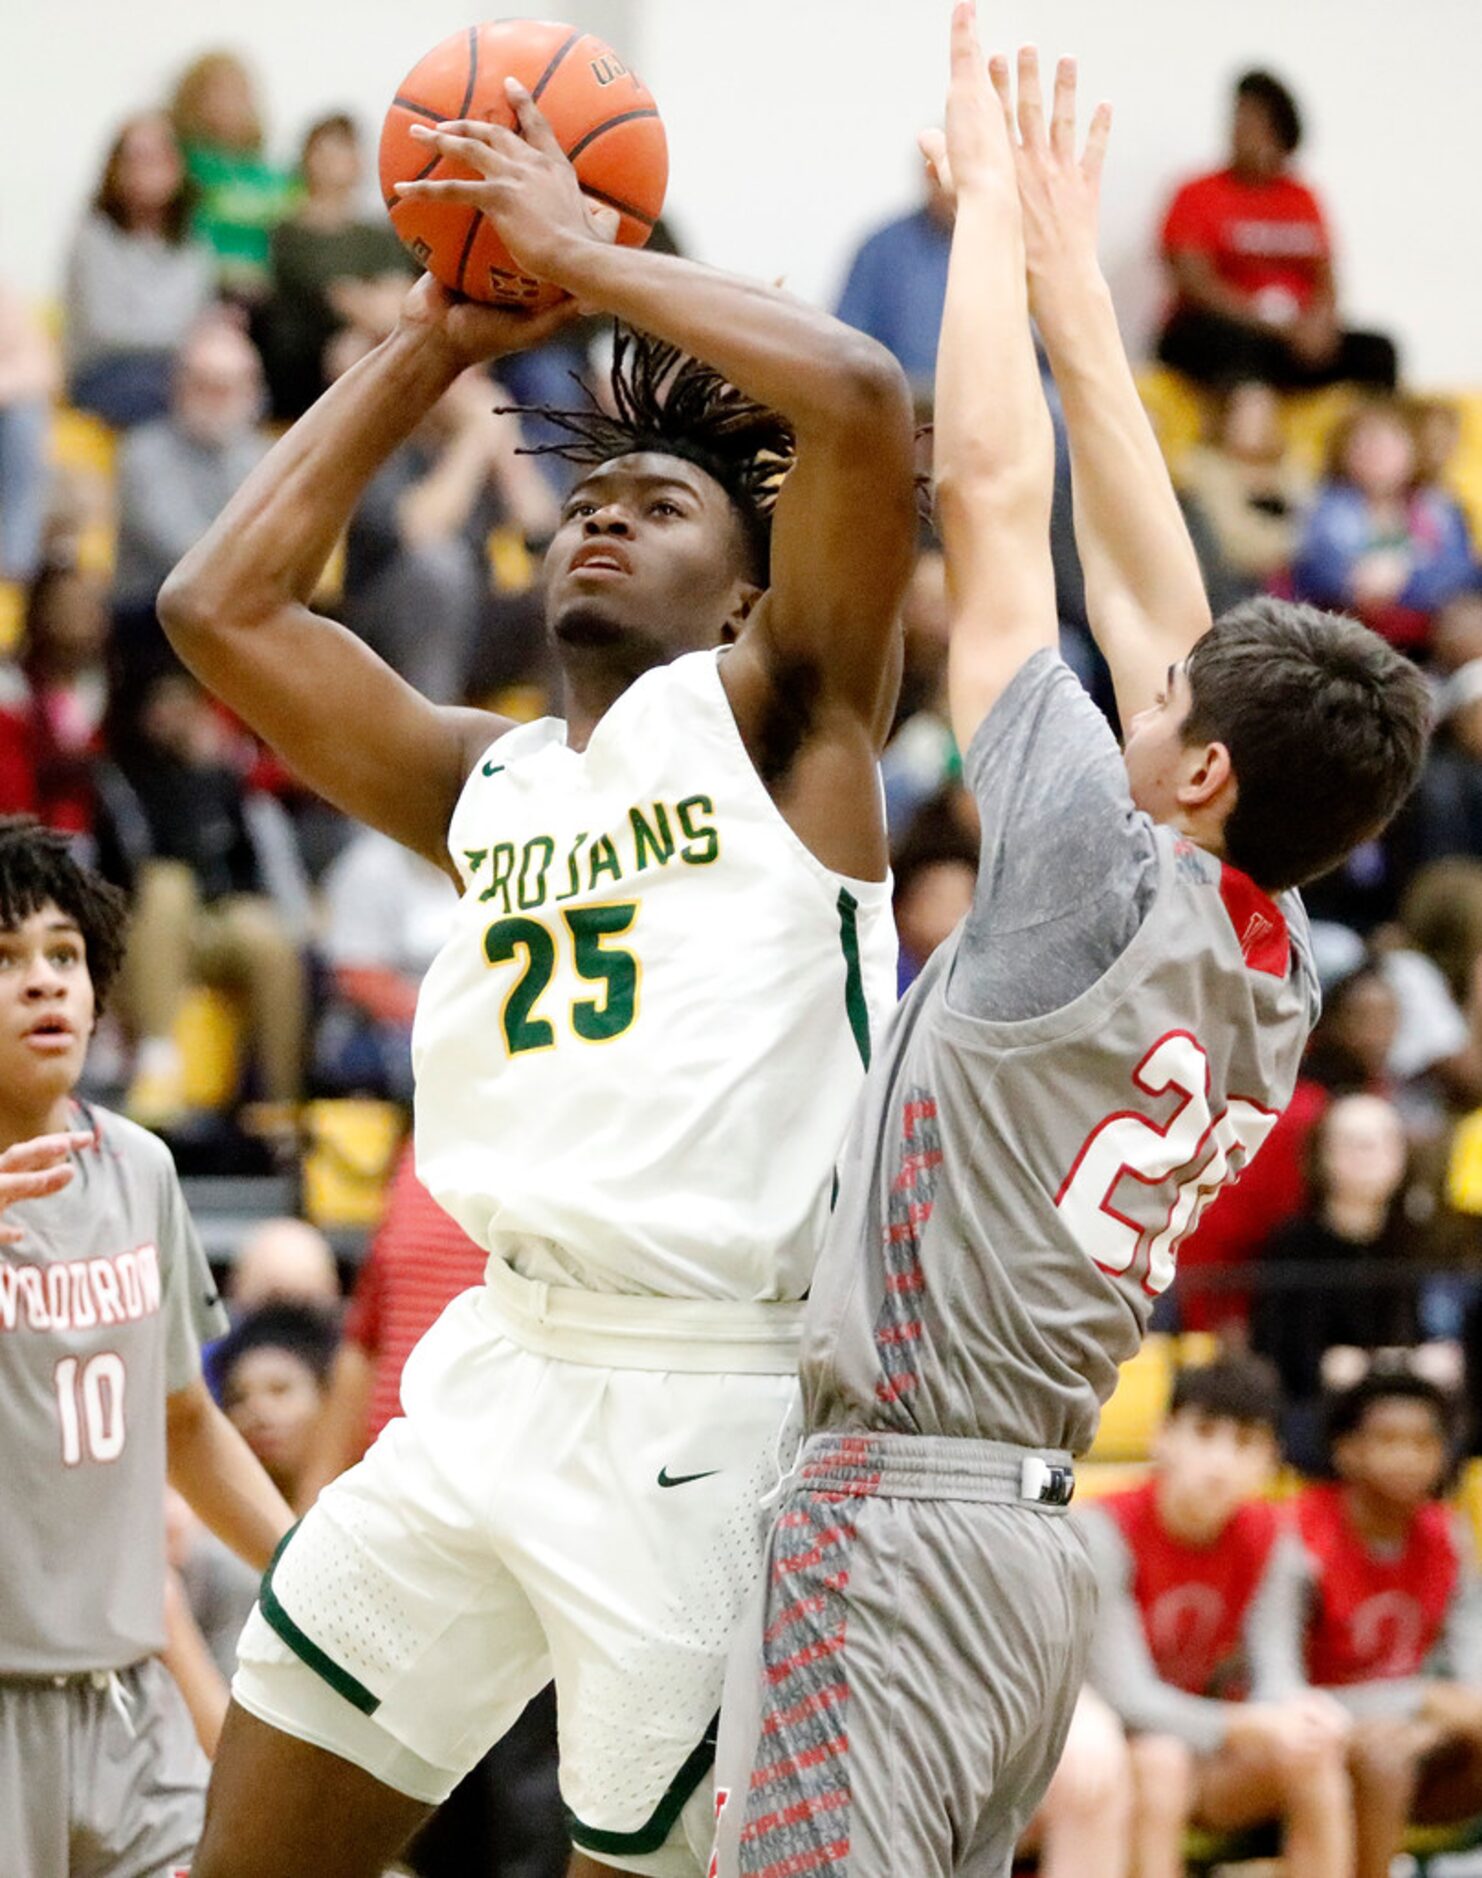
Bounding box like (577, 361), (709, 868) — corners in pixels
(498, 327), (795, 583)
(0, 816), (129, 1008)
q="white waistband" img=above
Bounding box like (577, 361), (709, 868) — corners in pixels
(480, 1254), (804, 1373)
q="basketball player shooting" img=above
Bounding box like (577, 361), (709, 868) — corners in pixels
(158, 72), (917, 1878)
(709, 10), (1431, 1875)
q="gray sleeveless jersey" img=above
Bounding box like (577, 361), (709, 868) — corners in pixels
(802, 653), (1320, 1454)
(0, 1105), (227, 1674)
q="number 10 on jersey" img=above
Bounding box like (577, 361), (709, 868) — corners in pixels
(484, 901), (640, 1055)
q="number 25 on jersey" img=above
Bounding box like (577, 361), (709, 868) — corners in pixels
(484, 901), (640, 1056)
(1056, 1030), (1278, 1296)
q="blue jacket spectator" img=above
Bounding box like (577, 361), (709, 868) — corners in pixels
(835, 178), (953, 396)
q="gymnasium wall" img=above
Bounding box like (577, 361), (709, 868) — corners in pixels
(4, 0), (1478, 385)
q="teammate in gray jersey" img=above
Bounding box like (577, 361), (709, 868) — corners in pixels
(711, 12), (1432, 1876)
(0, 817), (294, 1878)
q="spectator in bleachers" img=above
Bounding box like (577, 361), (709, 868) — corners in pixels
(296, 1145), (567, 1878)
(111, 316), (267, 687)
(0, 558), (110, 844)
(259, 113), (413, 421)
(0, 276), (56, 580)
(882, 547), (952, 833)
(64, 113), (217, 429)
(315, 825), (456, 1100)
(1013, 1689), (1131, 1878)
(1265, 1370), (1482, 1878)
(227, 1216), (340, 1314)
(1251, 1094), (1419, 1465)
(1178, 380), (1311, 596)
(1293, 400), (1479, 656)
(1078, 1357), (1354, 1878)
(343, 365), (558, 704)
(113, 671), (308, 1128)
(1414, 663), (1482, 863)
(834, 162), (953, 400)
(1156, 70), (1397, 393)
(890, 785), (978, 995)
(169, 52), (297, 303)
(215, 1300), (338, 1511)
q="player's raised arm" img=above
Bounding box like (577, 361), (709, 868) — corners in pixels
(156, 286), (573, 871)
(1000, 52), (1212, 724)
(925, 4), (1059, 751)
(397, 86), (918, 765)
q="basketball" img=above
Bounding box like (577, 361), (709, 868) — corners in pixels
(379, 19), (668, 309)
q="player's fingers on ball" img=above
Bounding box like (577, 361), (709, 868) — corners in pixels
(504, 79), (565, 156)
(1016, 46), (1047, 148)
(582, 198), (621, 245)
(1051, 57), (1077, 160)
(396, 178), (489, 203)
(1083, 101), (1113, 179)
(411, 127), (502, 174)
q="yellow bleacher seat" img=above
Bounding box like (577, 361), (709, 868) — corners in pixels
(172, 985), (244, 1112)
(1086, 1333), (1175, 1463)
(50, 405), (116, 479)
(0, 581), (22, 658)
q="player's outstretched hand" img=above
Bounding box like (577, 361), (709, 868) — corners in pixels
(0, 1131), (89, 1245)
(987, 49), (1112, 299)
(937, 2), (1019, 209)
(394, 273), (577, 371)
(397, 81), (621, 293)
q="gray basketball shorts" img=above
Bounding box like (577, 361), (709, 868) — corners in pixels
(0, 1657), (207, 1878)
(710, 1432), (1095, 1878)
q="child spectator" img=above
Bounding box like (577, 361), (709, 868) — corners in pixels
(1157, 70), (1396, 392)
(169, 52), (297, 302)
(215, 1300), (338, 1511)
(1293, 400), (1478, 656)
(0, 277), (56, 580)
(260, 114), (413, 420)
(0, 559), (111, 846)
(1267, 1371), (1482, 1878)
(1078, 1357), (1353, 1878)
(1179, 381), (1310, 595)
(64, 113), (216, 428)
(1251, 1094), (1419, 1464)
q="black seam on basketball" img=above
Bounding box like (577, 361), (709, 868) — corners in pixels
(456, 24), (479, 119)
(564, 109), (660, 164)
(412, 149), (442, 183)
(530, 28), (582, 103)
(454, 206), (483, 295)
(392, 94), (442, 122)
(579, 183), (656, 231)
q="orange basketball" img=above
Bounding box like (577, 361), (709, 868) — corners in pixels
(379, 19), (668, 309)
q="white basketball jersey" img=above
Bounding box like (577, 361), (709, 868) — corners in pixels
(412, 649), (897, 1301)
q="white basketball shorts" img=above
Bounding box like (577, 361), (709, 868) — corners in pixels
(233, 1262), (802, 1878)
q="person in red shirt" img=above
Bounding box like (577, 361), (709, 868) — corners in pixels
(1269, 1371), (1482, 1878)
(1157, 70), (1397, 392)
(1077, 1357), (1353, 1878)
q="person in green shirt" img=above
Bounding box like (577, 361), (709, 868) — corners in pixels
(170, 51), (298, 301)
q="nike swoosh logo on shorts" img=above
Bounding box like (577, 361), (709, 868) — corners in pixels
(657, 1467), (720, 1489)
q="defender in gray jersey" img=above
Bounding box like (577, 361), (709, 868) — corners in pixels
(0, 819), (293, 1878)
(712, 17), (1431, 1877)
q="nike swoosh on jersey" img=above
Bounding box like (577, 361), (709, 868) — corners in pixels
(482, 760), (506, 778)
(657, 1467), (720, 1489)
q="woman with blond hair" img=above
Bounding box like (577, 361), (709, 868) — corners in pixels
(170, 51), (296, 301)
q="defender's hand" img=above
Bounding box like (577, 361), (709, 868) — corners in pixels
(941, 2), (1020, 208)
(397, 82), (621, 293)
(0, 1132), (89, 1245)
(394, 273), (576, 373)
(988, 49), (1112, 298)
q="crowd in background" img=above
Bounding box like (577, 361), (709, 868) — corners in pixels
(4, 45), (1482, 1872)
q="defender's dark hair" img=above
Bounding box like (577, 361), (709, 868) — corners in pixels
(1182, 598), (1431, 892)
(1236, 69), (1303, 155)
(1169, 1354), (1283, 1433)
(1325, 1368), (1455, 1451)
(500, 327), (795, 583)
(212, 1300), (340, 1396)
(0, 816), (129, 1008)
